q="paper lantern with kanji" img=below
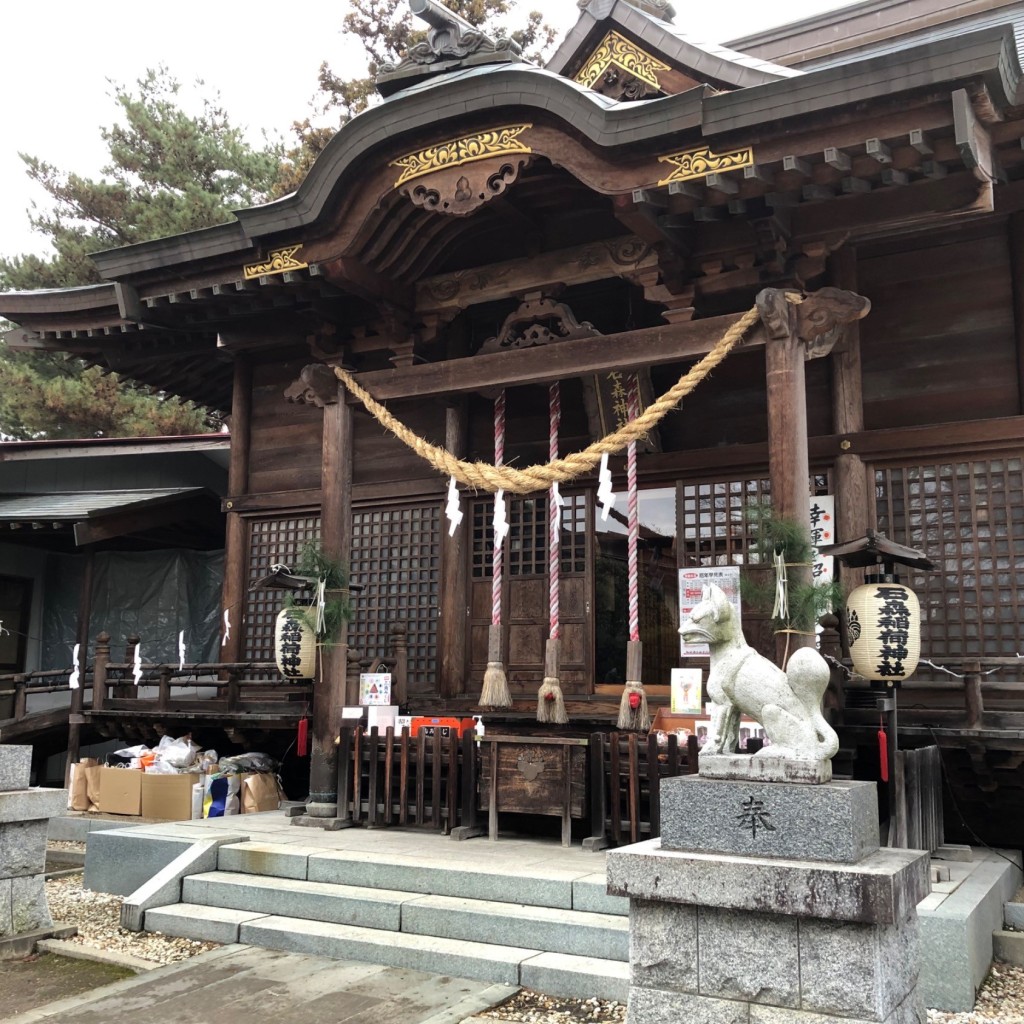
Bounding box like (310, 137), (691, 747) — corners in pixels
(845, 582), (921, 684)
(275, 607), (316, 679)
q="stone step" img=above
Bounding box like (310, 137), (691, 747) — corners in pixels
(182, 870), (628, 960)
(182, 871), (408, 930)
(144, 904), (628, 1001)
(401, 894), (628, 961)
(217, 841), (626, 915)
(993, 928), (1024, 966)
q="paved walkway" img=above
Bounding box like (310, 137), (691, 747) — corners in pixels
(8, 945), (516, 1024)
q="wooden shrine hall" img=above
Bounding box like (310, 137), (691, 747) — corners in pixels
(5, 0), (1024, 841)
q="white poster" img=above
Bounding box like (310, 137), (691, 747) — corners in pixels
(679, 565), (741, 657)
(670, 667), (703, 713)
(809, 495), (835, 584)
(359, 672), (392, 706)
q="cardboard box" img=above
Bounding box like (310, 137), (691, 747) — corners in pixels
(98, 766), (142, 816)
(141, 772), (202, 821)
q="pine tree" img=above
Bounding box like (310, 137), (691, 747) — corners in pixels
(0, 68), (284, 438)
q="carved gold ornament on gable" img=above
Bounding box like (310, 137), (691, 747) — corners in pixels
(656, 144), (754, 186)
(390, 125), (533, 188)
(243, 244), (308, 280)
(575, 31), (669, 90)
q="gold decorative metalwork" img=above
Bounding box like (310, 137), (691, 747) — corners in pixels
(391, 125), (533, 188)
(243, 245), (308, 280)
(657, 144), (754, 186)
(575, 31), (669, 90)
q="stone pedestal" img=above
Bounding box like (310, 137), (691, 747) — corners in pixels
(607, 769), (930, 1023)
(0, 745), (68, 958)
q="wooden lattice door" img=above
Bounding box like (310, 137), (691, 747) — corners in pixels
(468, 492), (591, 697)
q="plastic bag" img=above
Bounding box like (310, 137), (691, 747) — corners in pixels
(217, 752), (278, 775)
(154, 734), (200, 770)
(112, 744), (151, 758)
(203, 774), (240, 816)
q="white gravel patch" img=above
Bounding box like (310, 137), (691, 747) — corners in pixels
(45, 873), (218, 966)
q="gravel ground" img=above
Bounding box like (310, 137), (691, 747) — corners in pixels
(44, 871), (1024, 1023)
(45, 873), (218, 965)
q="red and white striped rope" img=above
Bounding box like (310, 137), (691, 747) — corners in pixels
(549, 382), (560, 641)
(627, 374), (640, 643)
(491, 391), (505, 628)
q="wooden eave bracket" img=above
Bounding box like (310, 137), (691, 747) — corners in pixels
(953, 88), (1000, 185)
(756, 286), (870, 360)
(285, 363), (340, 408)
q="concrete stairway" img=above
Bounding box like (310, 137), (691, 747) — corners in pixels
(142, 839), (631, 1001)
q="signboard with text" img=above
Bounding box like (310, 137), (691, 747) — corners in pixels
(679, 565), (741, 657)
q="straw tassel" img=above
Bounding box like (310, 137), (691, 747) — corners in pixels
(481, 625), (512, 708)
(617, 640), (650, 731)
(537, 638), (568, 724)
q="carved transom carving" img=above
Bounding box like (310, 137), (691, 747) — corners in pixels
(478, 291), (601, 353)
(390, 125), (532, 188)
(656, 144), (754, 186)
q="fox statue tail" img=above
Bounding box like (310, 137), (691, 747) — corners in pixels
(785, 648), (840, 760)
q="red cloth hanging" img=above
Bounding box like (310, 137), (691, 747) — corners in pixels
(297, 717), (309, 758)
(877, 719), (889, 782)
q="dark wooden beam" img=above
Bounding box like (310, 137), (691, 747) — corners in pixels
(438, 401), (468, 699)
(350, 312), (750, 401)
(221, 357), (252, 663)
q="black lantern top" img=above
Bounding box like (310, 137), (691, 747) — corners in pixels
(820, 528), (934, 582)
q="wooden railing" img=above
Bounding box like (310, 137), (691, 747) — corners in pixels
(891, 745), (944, 853)
(586, 731), (699, 848)
(336, 725), (475, 833)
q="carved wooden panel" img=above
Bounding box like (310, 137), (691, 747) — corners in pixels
(479, 740), (586, 816)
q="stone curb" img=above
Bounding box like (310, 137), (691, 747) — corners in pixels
(1, 943), (247, 1024)
(35, 937), (160, 972)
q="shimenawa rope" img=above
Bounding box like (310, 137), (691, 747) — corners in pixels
(333, 304), (762, 494)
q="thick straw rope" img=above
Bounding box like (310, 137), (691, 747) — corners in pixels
(333, 305), (761, 494)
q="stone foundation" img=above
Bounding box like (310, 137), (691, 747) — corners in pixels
(0, 745), (68, 954)
(608, 767), (930, 1023)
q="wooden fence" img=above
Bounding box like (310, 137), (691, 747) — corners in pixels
(891, 745), (944, 853)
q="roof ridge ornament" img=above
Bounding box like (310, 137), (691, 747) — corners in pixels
(377, 0), (523, 96)
(578, 0), (675, 25)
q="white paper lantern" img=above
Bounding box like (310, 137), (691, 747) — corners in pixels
(846, 582), (921, 683)
(275, 607), (317, 679)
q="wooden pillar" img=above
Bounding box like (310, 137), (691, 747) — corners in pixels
(438, 399), (468, 699)
(307, 378), (353, 816)
(757, 287), (871, 660)
(65, 546), (95, 785)
(220, 356), (252, 663)
(1008, 213), (1024, 415)
(829, 248), (873, 551)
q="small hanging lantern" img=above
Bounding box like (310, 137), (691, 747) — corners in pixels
(822, 529), (934, 690)
(274, 607), (317, 680)
(845, 581), (921, 685)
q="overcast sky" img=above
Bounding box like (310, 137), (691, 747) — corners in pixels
(2, 0), (855, 262)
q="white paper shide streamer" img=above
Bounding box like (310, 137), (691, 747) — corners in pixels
(598, 452), (616, 521)
(222, 608), (231, 647)
(315, 578), (327, 635)
(133, 644), (143, 686)
(178, 631), (186, 671)
(68, 644), (80, 690)
(551, 481), (565, 508)
(492, 489), (509, 545)
(445, 475), (464, 536)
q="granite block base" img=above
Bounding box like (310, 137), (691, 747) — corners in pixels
(699, 754), (832, 784)
(0, 746), (31, 792)
(660, 775), (879, 863)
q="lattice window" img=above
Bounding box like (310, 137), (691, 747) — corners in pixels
(470, 494), (586, 578)
(680, 477), (771, 567)
(875, 456), (1024, 659)
(244, 514), (321, 661)
(349, 505), (440, 690)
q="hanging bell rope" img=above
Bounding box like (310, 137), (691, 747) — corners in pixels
(480, 390), (512, 708)
(538, 382), (569, 724)
(332, 305), (762, 494)
(618, 373), (649, 730)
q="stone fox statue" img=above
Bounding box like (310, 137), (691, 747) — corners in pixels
(679, 584), (840, 761)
